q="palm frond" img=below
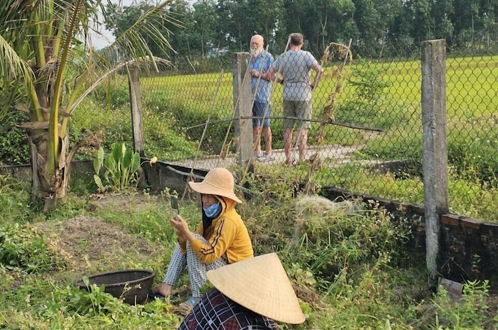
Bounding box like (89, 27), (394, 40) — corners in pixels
(67, 56), (173, 115)
(102, 0), (180, 70)
(0, 33), (33, 80)
(47, 0), (85, 174)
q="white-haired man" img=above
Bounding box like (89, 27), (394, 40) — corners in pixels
(249, 34), (274, 162)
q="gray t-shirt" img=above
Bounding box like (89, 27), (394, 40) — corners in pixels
(273, 50), (318, 101)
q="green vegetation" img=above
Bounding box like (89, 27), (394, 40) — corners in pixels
(434, 281), (492, 329)
(104, 0), (497, 58)
(255, 162), (497, 221)
(1, 54), (496, 220)
(0, 111), (29, 165)
(0, 0), (176, 211)
(0, 175), (496, 328)
(0, 224), (65, 273)
(138, 55), (496, 220)
(93, 143), (142, 193)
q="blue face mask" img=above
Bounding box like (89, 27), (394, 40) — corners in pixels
(203, 202), (221, 218)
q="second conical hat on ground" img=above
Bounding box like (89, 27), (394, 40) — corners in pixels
(206, 253), (305, 324)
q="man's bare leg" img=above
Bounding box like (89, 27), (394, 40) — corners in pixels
(284, 128), (293, 163)
(297, 128), (308, 161)
(253, 127), (262, 155)
(263, 127), (272, 155)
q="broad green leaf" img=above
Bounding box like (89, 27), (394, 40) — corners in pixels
(112, 143), (125, 164)
(104, 154), (116, 172)
(123, 150), (133, 169)
(130, 153), (141, 173)
(93, 147), (104, 174)
(93, 175), (106, 193)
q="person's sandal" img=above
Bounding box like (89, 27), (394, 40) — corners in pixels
(263, 153), (275, 162)
(148, 290), (167, 300)
(284, 157), (297, 166)
(175, 297), (201, 316)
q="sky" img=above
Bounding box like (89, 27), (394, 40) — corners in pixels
(91, 0), (135, 50)
(91, 24), (114, 50)
(91, 0), (195, 50)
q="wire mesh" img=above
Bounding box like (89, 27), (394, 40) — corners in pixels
(137, 42), (497, 222)
(140, 57), (235, 168)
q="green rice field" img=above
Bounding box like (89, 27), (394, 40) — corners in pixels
(87, 55), (497, 221)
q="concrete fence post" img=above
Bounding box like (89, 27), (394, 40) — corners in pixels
(232, 52), (253, 168)
(128, 65), (144, 156)
(421, 39), (449, 289)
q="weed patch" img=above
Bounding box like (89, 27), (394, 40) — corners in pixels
(0, 224), (66, 273)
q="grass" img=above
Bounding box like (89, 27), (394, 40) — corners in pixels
(253, 162), (498, 221)
(13, 53), (485, 228)
(134, 54), (498, 221)
(0, 175), (497, 328)
(139, 55), (497, 124)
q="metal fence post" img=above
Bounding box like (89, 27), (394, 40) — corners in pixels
(232, 52), (253, 168)
(128, 65), (145, 156)
(421, 39), (449, 289)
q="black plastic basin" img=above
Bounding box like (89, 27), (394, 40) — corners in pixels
(76, 269), (155, 304)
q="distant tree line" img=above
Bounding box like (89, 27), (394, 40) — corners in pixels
(104, 0), (497, 60)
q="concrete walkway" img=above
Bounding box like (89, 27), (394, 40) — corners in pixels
(168, 144), (382, 170)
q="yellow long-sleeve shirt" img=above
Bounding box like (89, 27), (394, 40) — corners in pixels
(180, 197), (253, 264)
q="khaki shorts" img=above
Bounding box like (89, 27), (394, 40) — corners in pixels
(283, 100), (312, 130)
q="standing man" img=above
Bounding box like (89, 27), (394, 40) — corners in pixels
(268, 33), (323, 164)
(249, 34), (274, 162)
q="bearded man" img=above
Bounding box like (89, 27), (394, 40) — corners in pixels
(249, 34), (274, 162)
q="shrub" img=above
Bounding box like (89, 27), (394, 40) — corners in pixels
(335, 58), (408, 130)
(0, 175), (34, 225)
(290, 206), (410, 279)
(448, 124), (498, 183)
(93, 143), (141, 192)
(0, 111), (30, 165)
(434, 281), (490, 328)
(0, 224), (65, 273)
(142, 106), (201, 160)
(71, 92), (201, 162)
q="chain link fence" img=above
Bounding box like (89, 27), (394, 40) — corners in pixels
(136, 41), (497, 222)
(140, 57), (235, 165)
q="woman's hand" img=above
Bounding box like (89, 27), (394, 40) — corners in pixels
(170, 215), (190, 241)
(176, 231), (187, 244)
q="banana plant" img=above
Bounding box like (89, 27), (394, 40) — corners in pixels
(0, 0), (177, 210)
(94, 143), (141, 192)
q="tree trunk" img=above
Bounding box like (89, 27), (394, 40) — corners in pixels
(30, 130), (70, 212)
(29, 136), (41, 198)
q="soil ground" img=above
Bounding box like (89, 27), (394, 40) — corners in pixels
(34, 214), (160, 275)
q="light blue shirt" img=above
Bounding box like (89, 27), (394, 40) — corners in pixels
(250, 51), (273, 103)
(272, 50), (318, 101)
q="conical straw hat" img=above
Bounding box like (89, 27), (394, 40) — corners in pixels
(207, 253), (305, 324)
(188, 168), (242, 203)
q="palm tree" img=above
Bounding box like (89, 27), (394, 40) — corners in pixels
(0, 0), (176, 211)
